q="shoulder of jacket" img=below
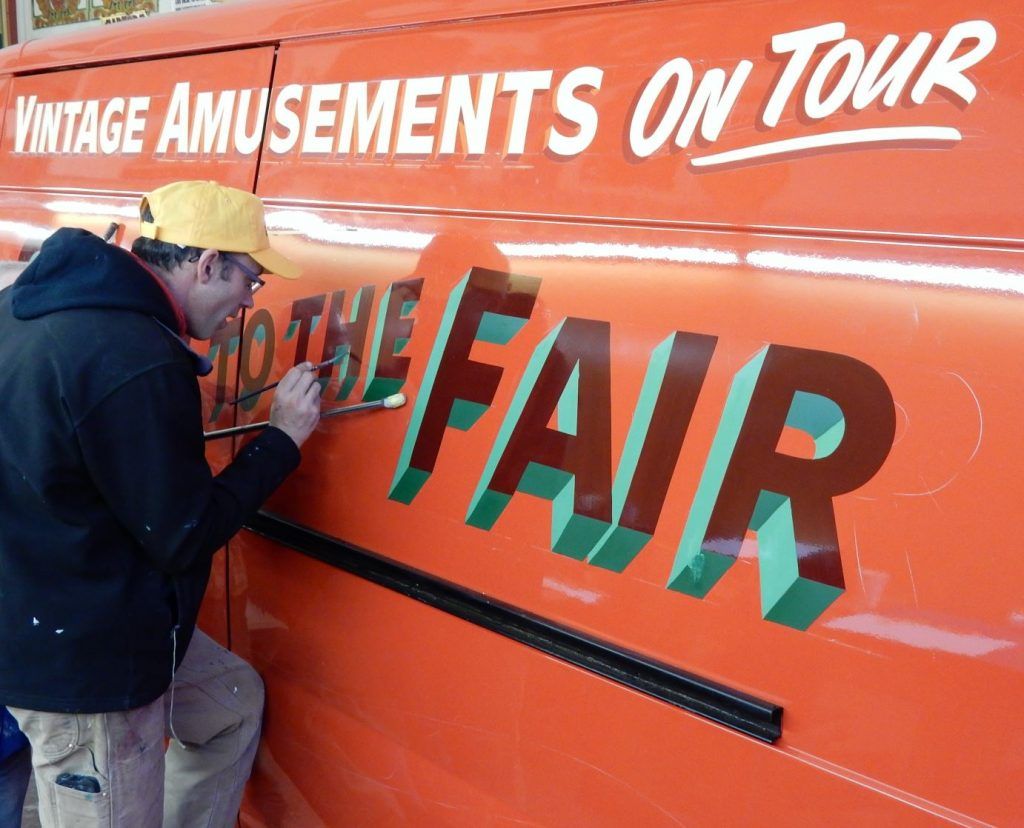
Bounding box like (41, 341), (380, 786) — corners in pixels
(44, 307), (186, 364)
(40, 309), (197, 418)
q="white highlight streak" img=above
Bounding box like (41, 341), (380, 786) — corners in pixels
(691, 127), (961, 168)
(542, 577), (603, 605)
(44, 200), (137, 219)
(746, 250), (1024, 296)
(0, 221), (51, 244)
(904, 551), (919, 608)
(498, 240), (739, 266)
(851, 524), (866, 596)
(947, 372), (984, 469)
(265, 210), (431, 251)
(827, 613), (1014, 657)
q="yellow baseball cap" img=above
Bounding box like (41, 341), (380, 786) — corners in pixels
(138, 180), (301, 279)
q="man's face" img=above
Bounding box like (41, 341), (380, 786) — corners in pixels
(184, 249), (264, 340)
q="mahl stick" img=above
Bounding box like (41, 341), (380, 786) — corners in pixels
(203, 393), (406, 442)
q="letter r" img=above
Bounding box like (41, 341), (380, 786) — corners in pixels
(668, 344), (896, 629)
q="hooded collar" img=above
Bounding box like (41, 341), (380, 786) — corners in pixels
(11, 227), (211, 376)
(13, 228), (182, 328)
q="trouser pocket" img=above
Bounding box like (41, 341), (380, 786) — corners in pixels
(51, 779), (111, 828)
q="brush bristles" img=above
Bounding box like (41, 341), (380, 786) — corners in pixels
(383, 393), (406, 409)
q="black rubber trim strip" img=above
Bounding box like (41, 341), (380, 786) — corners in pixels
(244, 510), (783, 743)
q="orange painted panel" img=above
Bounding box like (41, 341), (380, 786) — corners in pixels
(0, 47), (275, 192)
(0, 0), (1020, 822)
(260, 0), (1023, 241)
(217, 201), (1024, 822)
(232, 533), (987, 826)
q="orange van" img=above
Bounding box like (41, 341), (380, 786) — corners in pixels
(1, 1), (1021, 824)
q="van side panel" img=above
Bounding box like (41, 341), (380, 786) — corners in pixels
(0, 1), (1020, 825)
(232, 531), (964, 827)
(228, 197), (1024, 823)
(257, 1), (1023, 240)
(221, 4), (1024, 823)
(0, 48), (276, 192)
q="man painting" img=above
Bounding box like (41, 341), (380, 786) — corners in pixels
(0, 180), (322, 826)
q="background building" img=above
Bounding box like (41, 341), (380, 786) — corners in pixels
(1, 0), (225, 46)
(1, 1), (15, 47)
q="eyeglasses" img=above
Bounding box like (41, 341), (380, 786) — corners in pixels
(224, 253), (266, 294)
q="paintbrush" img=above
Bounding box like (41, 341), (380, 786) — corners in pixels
(229, 353), (345, 405)
(203, 393), (407, 441)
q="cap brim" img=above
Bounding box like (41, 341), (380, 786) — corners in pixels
(250, 246), (301, 279)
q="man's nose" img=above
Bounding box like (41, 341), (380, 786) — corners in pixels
(242, 291), (255, 310)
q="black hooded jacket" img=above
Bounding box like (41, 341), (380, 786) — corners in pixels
(0, 228), (300, 713)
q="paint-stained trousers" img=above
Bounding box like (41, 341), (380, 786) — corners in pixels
(8, 630), (263, 828)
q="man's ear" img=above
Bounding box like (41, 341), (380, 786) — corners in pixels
(195, 249), (221, 284)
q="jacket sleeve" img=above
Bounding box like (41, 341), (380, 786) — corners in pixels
(74, 359), (301, 574)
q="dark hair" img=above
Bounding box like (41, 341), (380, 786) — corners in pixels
(130, 204), (204, 271)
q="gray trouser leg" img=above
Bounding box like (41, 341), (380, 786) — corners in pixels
(163, 630), (265, 828)
(9, 698), (165, 827)
(10, 630), (264, 828)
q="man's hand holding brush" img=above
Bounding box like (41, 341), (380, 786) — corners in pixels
(269, 362), (323, 448)
(204, 353), (406, 443)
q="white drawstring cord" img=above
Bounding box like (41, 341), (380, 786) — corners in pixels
(167, 626), (187, 750)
